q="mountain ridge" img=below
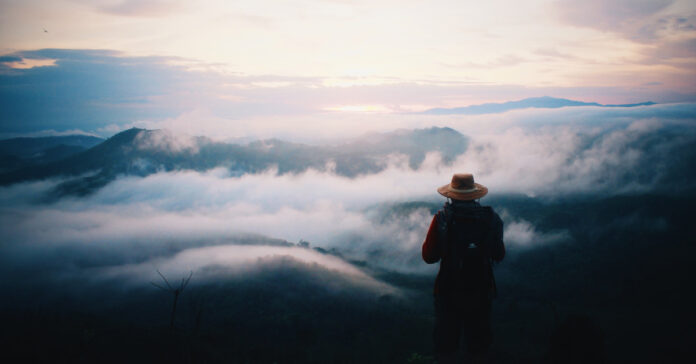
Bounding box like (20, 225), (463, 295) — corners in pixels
(0, 126), (469, 197)
(421, 96), (656, 115)
(0, 134), (104, 173)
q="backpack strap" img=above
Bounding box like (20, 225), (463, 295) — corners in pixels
(477, 206), (498, 299)
(436, 204), (455, 259)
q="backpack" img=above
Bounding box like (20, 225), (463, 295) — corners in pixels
(437, 203), (496, 295)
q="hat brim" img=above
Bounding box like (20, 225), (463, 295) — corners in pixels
(437, 182), (488, 200)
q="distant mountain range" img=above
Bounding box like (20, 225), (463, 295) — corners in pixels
(0, 135), (104, 172)
(421, 96), (656, 115)
(0, 127), (468, 197)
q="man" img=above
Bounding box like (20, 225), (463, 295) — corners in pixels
(422, 173), (505, 363)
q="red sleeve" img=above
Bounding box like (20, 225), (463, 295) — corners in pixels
(422, 214), (441, 264)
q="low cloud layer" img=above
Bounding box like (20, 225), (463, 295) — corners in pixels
(0, 105), (693, 315)
(100, 244), (395, 295)
(134, 128), (202, 154)
(2, 106), (693, 285)
(501, 218), (570, 248)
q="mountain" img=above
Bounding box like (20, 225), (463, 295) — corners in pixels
(0, 134), (104, 172)
(421, 96), (657, 115)
(0, 127), (469, 196)
(339, 127), (467, 168)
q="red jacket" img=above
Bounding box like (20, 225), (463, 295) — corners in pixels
(422, 202), (505, 295)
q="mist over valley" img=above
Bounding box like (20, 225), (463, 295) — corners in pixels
(1, 104), (694, 362)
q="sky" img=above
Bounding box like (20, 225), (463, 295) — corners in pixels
(0, 0), (695, 137)
(0, 0), (695, 320)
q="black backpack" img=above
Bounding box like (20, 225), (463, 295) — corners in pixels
(437, 203), (496, 295)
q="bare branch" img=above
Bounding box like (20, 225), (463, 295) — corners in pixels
(156, 268), (173, 290)
(181, 271), (193, 291)
(150, 281), (169, 291)
(150, 268), (193, 330)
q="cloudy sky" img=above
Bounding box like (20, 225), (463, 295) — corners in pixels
(1, 0), (695, 137)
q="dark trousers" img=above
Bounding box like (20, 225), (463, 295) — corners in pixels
(434, 292), (492, 357)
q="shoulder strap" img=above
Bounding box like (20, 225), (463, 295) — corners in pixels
(436, 204), (455, 258)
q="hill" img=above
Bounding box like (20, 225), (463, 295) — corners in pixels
(0, 127), (469, 196)
(0, 134), (104, 172)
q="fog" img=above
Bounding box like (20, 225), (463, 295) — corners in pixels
(1, 104), (694, 364)
(100, 244), (396, 293)
(134, 102), (696, 142)
(0, 105), (694, 306)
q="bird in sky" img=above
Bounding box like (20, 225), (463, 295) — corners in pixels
(43, 27), (48, 33)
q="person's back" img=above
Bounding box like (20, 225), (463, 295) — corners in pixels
(422, 173), (505, 363)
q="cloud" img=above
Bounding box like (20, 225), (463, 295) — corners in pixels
(0, 49), (190, 134)
(0, 174), (402, 306)
(0, 104), (694, 317)
(554, 0), (676, 41)
(86, 0), (184, 17)
(131, 102), (695, 144)
(533, 47), (581, 61)
(554, 0), (696, 70)
(444, 54), (529, 69)
(500, 216), (570, 248)
(100, 244), (393, 292)
(134, 128), (201, 154)
(640, 36), (696, 71)
(0, 55), (23, 63)
(0, 128), (100, 139)
(2, 48), (694, 137)
(1, 107), (693, 276)
(633, 12), (696, 42)
(0, 55), (56, 72)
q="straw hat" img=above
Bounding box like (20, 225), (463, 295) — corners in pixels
(437, 173), (488, 200)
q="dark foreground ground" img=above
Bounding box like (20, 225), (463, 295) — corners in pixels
(2, 193), (695, 363)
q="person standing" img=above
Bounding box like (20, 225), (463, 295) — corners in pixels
(422, 173), (505, 363)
